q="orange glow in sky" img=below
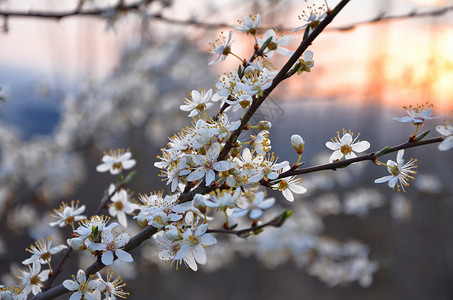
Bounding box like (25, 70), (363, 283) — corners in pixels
(0, 0), (452, 112)
(273, 22), (453, 112)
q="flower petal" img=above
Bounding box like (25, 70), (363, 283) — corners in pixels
(101, 251), (114, 266)
(116, 249), (133, 263)
(63, 280), (79, 291)
(352, 141), (370, 152)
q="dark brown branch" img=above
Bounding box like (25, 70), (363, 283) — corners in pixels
(0, 0), (149, 20)
(332, 5), (453, 31)
(1, 4), (451, 32)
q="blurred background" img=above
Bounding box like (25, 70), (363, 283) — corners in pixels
(0, 0), (453, 299)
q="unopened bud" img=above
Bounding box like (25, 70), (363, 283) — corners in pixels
(68, 238), (85, 251)
(193, 194), (207, 210)
(165, 225), (180, 241)
(257, 121), (272, 130)
(291, 134), (305, 155)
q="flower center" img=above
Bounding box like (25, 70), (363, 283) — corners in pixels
(278, 180), (289, 191)
(222, 46), (231, 56)
(268, 41), (278, 51)
(40, 252), (51, 262)
(189, 235), (200, 246)
(30, 274), (41, 286)
(114, 201), (124, 211)
(340, 144), (352, 155)
(390, 165), (400, 176)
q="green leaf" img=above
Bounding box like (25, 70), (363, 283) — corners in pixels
(273, 210), (293, 226)
(124, 170), (137, 184)
(303, 26), (311, 41)
(239, 232), (250, 238)
(415, 130), (431, 142)
(259, 36), (273, 52)
(376, 146), (390, 157)
(237, 65), (242, 77)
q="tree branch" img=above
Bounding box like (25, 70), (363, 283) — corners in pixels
(274, 136), (444, 179)
(1, 3), (451, 32)
(176, 0), (350, 206)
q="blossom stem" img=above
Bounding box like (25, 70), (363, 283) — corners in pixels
(296, 154), (302, 165)
(231, 52), (243, 62)
(413, 123), (420, 137)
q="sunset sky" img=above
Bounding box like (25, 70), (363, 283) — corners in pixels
(0, 0), (452, 111)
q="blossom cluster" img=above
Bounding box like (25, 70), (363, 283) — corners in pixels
(1, 4), (452, 300)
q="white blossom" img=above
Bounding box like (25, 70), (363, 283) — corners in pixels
(326, 130), (370, 163)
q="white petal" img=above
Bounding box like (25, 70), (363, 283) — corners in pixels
(183, 253), (198, 271)
(193, 247), (207, 264)
(374, 176), (392, 184)
(352, 141), (370, 152)
(96, 164), (110, 172)
(116, 249), (133, 262)
(249, 208), (263, 219)
(69, 292), (82, 300)
(85, 293), (99, 300)
(439, 136), (453, 151)
(230, 209), (249, 218)
(437, 125), (453, 136)
(76, 270), (86, 284)
(122, 160), (136, 169)
(326, 141), (339, 151)
(119, 152), (132, 161)
(200, 234), (217, 246)
(388, 176), (399, 188)
(187, 168), (205, 182)
(117, 211), (127, 228)
(396, 150), (405, 164)
(290, 184), (307, 194)
(277, 35), (291, 45)
(345, 152), (357, 160)
(205, 169), (215, 186)
(101, 251), (114, 266)
(340, 133), (353, 145)
(282, 189), (294, 202)
(115, 233), (130, 247)
(174, 245), (190, 261)
(63, 280), (79, 291)
(259, 198), (275, 209)
(213, 161), (233, 171)
(393, 116), (412, 122)
(329, 150), (343, 163)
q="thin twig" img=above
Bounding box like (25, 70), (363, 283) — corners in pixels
(274, 136), (444, 179)
(1, 4), (451, 31)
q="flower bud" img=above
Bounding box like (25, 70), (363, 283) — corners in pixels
(68, 237), (86, 251)
(165, 225), (180, 241)
(193, 194), (207, 212)
(291, 134), (305, 155)
(257, 121), (272, 130)
(0, 291), (12, 300)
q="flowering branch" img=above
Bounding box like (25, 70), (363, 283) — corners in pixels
(275, 136), (443, 179)
(5, 1), (453, 299)
(36, 171), (136, 297)
(207, 210), (292, 238)
(178, 0), (350, 205)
